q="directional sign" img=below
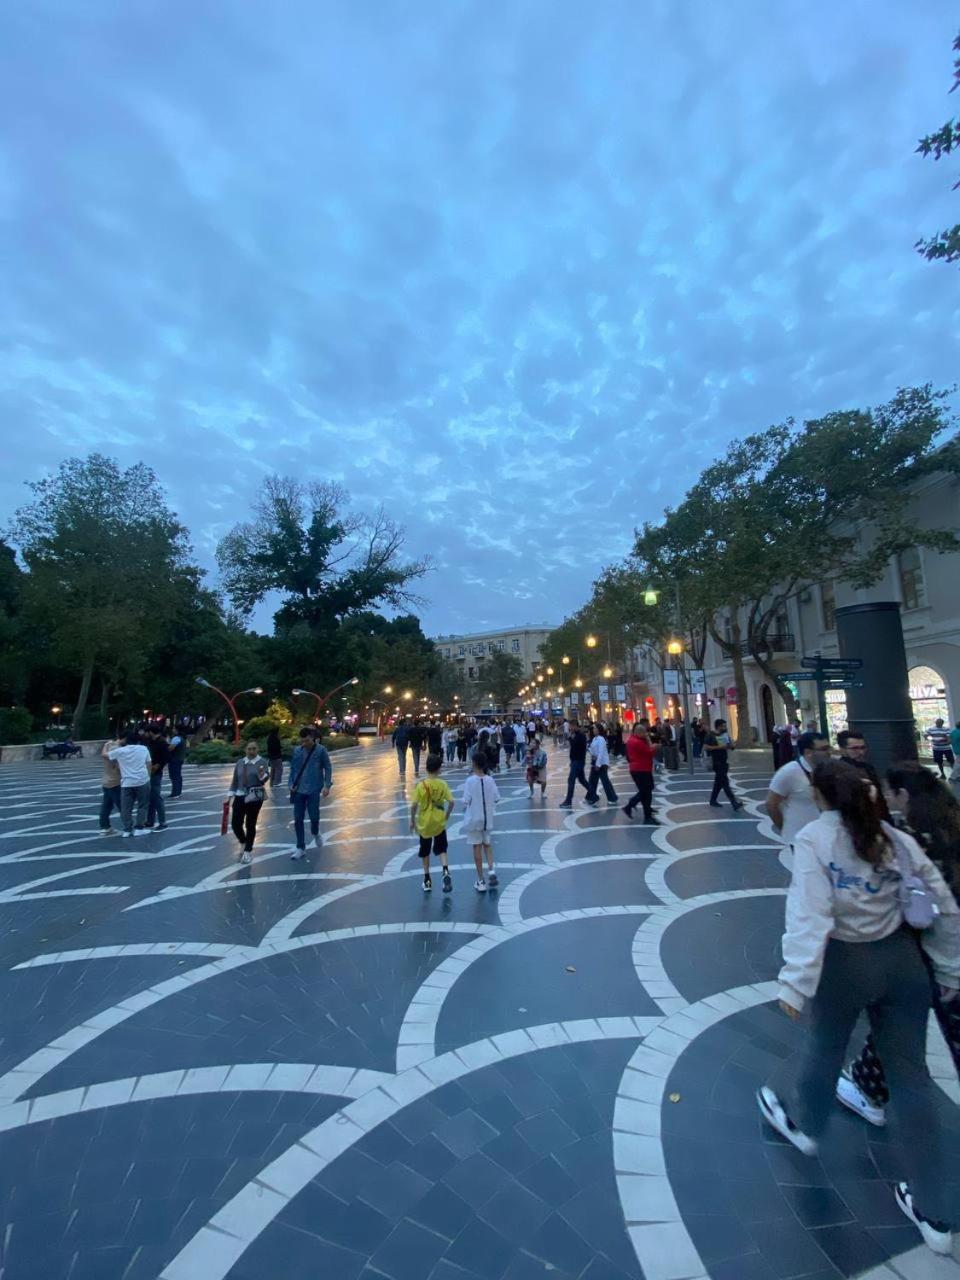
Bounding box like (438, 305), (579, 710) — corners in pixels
(801, 656), (863, 671)
(780, 671), (818, 682)
(823, 680), (864, 690)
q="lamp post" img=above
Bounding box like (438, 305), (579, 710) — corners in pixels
(291, 677), (361, 725)
(195, 679), (264, 744)
(645, 585), (695, 776)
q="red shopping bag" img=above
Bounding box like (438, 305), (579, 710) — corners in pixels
(220, 798), (230, 835)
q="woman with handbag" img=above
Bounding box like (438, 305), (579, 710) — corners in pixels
(758, 760), (960, 1255)
(228, 740), (270, 864)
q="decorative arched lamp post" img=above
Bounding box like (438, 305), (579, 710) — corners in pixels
(194, 679), (264, 744)
(291, 677), (360, 724)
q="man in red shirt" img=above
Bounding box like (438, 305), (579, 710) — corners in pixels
(622, 723), (659, 824)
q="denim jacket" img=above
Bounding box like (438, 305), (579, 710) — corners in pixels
(289, 743), (333, 795)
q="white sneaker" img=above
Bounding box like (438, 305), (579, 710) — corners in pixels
(314, 833), (323, 849)
(133, 827), (150, 837)
(757, 1087), (818, 1156)
(895, 1182), (952, 1255)
(121, 831), (134, 839)
(836, 1074), (886, 1127)
(99, 828), (118, 837)
(291, 849), (305, 861)
(474, 878), (487, 892)
(240, 852), (252, 864)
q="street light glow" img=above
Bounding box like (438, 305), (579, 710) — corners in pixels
(602, 666), (613, 679)
(383, 685), (393, 694)
(644, 588), (659, 606)
(667, 639), (683, 655)
(574, 677), (583, 688)
(546, 666), (554, 676)
(585, 634), (598, 648)
(561, 655), (570, 665)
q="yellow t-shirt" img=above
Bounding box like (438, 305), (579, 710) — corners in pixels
(412, 777), (453, 838)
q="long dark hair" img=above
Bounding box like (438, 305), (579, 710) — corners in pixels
(887, 761), (960, 897)
(811, 759), (889, 866)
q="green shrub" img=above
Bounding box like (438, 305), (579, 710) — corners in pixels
(0, 707), (34, 745)
(75, 710), (109, 740)
(241, 715), (281, 741)
(186, 740), (238, 765)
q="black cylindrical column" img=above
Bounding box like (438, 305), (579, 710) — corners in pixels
(835, 601), (917, 777)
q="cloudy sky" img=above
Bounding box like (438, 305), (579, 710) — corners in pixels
(2, 1), (958, 637)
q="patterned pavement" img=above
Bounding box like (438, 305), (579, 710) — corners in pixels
(0, 740), (957, 1280)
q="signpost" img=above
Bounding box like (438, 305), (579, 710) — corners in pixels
(689, 669), (706, 695)
(788, 656), (865, 737)
(663, 670), (680, 695)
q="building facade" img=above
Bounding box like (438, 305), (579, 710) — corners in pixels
(431, 626), (554, 686)
(659, 466), (960, 742)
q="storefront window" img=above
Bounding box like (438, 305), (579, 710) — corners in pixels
(908, 664), (948, 739)
(820, 581), (836, 632)
(898, 548), (927, 611)
(825, 689), (847, 743)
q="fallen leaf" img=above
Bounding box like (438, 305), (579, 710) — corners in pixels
(565, 965), (576, 973)
(669, 1093), (681, 1103)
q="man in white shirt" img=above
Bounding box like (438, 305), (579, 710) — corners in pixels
(514, 719), (527, 765)
(583, 727), (618, 806)
(766, 730), (831, 846)
(107, 730), (153, 837)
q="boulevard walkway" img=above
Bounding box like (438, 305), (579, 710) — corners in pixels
(0, 742), (957, 1279)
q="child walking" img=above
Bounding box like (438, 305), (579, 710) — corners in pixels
(462, 750), (500, 892)
(410, 753), (454, 893)
(526, 737), (548, 798)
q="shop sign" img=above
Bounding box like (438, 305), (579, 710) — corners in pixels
(615, 684), (626, 702)
(726, 686), (738, 704)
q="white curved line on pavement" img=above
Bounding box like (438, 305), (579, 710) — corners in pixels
(497, 853), (659, 927)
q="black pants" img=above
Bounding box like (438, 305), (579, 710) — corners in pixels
(709, 763), (738, 805)
(585, 764), (618, 803)
(851, 971), (960, 1108)
(231, 797), (263, 852)
(168, 759), (183, 797)
(933, 748), (955, 777)
(562, 762), (589, 804)
(625, 770), (654, 819)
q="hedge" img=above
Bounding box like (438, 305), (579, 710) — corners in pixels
(187, 733), (359, 765)
(0, 707), (34, 745)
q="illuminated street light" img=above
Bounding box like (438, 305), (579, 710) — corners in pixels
(546, 666), (554, 676)
(644, 588), (659, 606)
(585, 635), (598, 649)
(403, 691), (413, 700)
(383, 685), (393, 694)
(291, 677), (360, 724)
(561, 655), (570, 665)
(602, 665), (613, 679)
(667, 639), (683, 656)
(574, 677), (583, 689)
(196, 678), (266, 743)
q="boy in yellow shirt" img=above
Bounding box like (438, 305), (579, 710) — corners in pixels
(409, 753), (454, 893)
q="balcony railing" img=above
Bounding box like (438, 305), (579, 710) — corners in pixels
(739, 632), (795, 657)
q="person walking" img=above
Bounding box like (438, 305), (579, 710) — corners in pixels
(392, 720), (410, 779)
(514, 719), (527, 767)
(525, 737), (548, 797)
(409, 753), (454, 893)
(228, 741), (269, 864)
(622, 723), (658, 824)
(584, 725), (618, 806)
(427, 720), (443, 757)
(145, 728), (169, 831)
(462, 751), (500, 891)
(408, 720), (427, 778)
(837, 762), (960, 1130)
(559, 721), (590, 808)
(924, 719), (955, 779)
(167, 725), (186, 798)
(757, 760), (959, 1256)
(456, 721), (468, 764)
(836, 729), (891, 820)
(501, 720), (517, 769)
(98, 738), (123, 835)
(704, 719), (745, 810)
(108, 730), (153, 837)
(766, 729), (830, 839)
(289, 726), (332, 861)
(266, 727), (284, 790)
(443, 724), (457, 765)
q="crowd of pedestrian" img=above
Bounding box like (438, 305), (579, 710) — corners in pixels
(99, 724), (186, 837)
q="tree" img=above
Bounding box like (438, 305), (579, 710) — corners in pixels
(216, 477), (430, 628)
(0, 537), (26, 704)
(483, 651), (525, 712)
(915, 31), (960, 265)
(8, 455), (196, 732)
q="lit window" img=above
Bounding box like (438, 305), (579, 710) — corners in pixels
(820, 581), (836, 632)
(898, 548), (927, 611)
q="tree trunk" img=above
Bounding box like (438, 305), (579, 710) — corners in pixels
(72, 657), (95, 734)
(728, 617), (753, 747)
(99, 681), (110, 719)
(752, 651), (800, 722)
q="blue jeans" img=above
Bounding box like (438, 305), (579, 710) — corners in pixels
(516, 743), (526, 765)
(292, 791), (320, 849)
(147, 772), (166, 826)
(99, 785), (122, 829)
(168, 759), (183, 796)
(396, 745), (408, 776)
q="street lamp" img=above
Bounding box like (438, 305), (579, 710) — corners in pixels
(383, 685), (393, 694)
(574, 677), (583, 689)
(585, 635), (598, 649)
(644, 580), (694, 776)
(291, 677), (360, 724)
(602, 665), (613, 679)
(195, 679), (265, 744)
(561, 655), (570, 665)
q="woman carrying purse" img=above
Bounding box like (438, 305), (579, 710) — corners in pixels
(758, 760), (960, 1255)
(228, 740), (270, 864)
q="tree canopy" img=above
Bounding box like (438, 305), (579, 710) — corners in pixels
(915, 30), (960, 265)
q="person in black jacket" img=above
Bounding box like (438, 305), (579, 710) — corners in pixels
(837, 729), (891, 821)
(559, 722), (589, 808)
(427, 721), (443, 755)
(408, 721), (427, 777)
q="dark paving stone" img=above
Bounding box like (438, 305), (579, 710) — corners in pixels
(660, 894), (785, 1002)
(780, 1184), (854, 1229)
(520, 858), (659, 916)
(436, 915), (656, 1052)
(434, 1108), (500, 1159)
(684, 1213), (756, 1266)
(664, 848), (789, 899)
(356, 1160), (434, 1221)
(516, 1156), (580, 1207)
(478, 1181), (552, 1244)
(516, 1110), (579, 1156)
(229, 1222), (367, 1279)
(305, 866), (532, 931)
(444, 1217), (515, 1278)
(807, 1223), (887, 1276)
(408, 1183), (475, 1241)
(369, 1218), (449, 1280)
(666, 821), (775, 852)
(555, 826), (659, 860)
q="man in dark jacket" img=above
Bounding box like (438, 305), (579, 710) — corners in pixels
(837, 729), (891, 821)
(391, 721), (410, 779)
(559, 722), (590, 808)
(408, 721), (427, 777)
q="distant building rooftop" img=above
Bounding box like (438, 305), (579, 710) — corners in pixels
(431, 624), (555, 642)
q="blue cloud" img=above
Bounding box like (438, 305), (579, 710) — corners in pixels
(1, 0), (957, 635)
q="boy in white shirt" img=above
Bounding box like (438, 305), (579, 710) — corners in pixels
(462, 751), (500, 892)
(107, 730), (153, 837)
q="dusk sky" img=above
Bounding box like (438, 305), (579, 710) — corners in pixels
(2, 2), (958, 638)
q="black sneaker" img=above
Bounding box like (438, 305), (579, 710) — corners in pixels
(732, 802), (744, 812)
(708, 801), (723, 808)
(558, 801), (573, 809)
(757, 1087), (817, 1156)
(644, 816), (661, 826)
(487, 871), (499, 888)
(423, 874), (432, 893)
(895, 1182), (952, 1254)
(442, 871), (453, 893)
(622, 806), (635, 820)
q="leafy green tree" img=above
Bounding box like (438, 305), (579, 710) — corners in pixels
(915, 31), (960, 264)
(8, 455), (195, 732)
(0, 537), (26, 705)
(483, 651), (525, 712)
(216, 478), (430, 627)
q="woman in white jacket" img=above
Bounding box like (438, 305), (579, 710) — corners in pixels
(758, 760), (960, 1255)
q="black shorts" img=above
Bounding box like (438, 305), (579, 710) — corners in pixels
(418, 831), (448, 858)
